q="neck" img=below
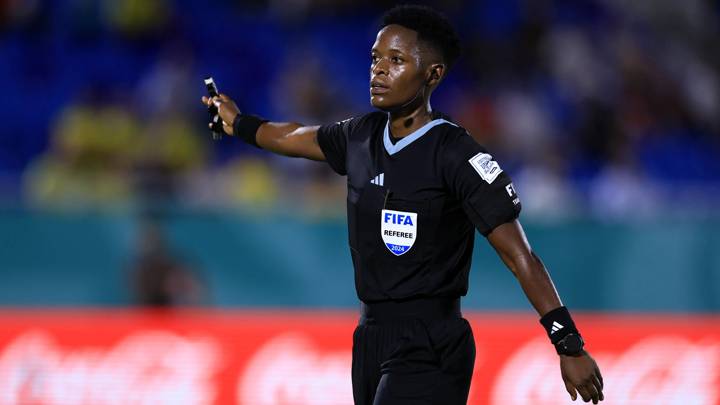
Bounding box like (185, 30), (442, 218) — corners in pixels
(388, 98), (433, 138)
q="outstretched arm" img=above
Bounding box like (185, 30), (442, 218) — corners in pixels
(488, 220), (605, 404)
(201, 94), (325, 161)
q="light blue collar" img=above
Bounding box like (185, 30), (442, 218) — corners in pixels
(383, 116), (456, 155)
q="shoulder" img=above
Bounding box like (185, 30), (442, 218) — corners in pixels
(431, 117), (498, 175)
(353, 111), (387, 129)
(428, 112), (467, 140)
(433, 117), (485, 155)
(335, 111), (386, 127)
(324, 111), (386, 137)
(342, 111), (387, 141)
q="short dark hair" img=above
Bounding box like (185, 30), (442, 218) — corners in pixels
(381, 5), (461, 69)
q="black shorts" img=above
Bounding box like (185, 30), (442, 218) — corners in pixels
(351, 298), (476, 405)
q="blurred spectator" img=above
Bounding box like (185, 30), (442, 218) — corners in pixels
(23, 91), (208, 210)
(218, 156), (279, 210)
(514, 145), (579, 220)
(23, 100), (140, 210)
(133, 114), (208, 205)
(4, 0), (720, 218)
(103, 0), (171, 39)
(0, 0), (43, 30)
(589, 142), (661, 219)
(135, 42), (197, 118)
(129, 219), (207, 307)
(267, 43), (352, 215)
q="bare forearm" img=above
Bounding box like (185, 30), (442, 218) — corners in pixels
(256, 122), (324, 160)
(200, 95), (325, 161)
(255, 121), (302, 153)
(487, 223), (603, 403)
(487, 221), (562, 316)
(510, 251), (562, 316)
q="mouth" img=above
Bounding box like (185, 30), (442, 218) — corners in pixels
(370, 80), (389, 95)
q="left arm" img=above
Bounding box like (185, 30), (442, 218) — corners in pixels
(440, 132), (604, 402)
(488, 220), (605, 404)
(487, 220), (561, 315)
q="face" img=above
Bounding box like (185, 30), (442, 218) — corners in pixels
(370, 24), (429, 110)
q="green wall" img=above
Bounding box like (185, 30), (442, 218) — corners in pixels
(1, 209), (718, 311)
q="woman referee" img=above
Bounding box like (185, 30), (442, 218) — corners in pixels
(203, 5), (604, 404)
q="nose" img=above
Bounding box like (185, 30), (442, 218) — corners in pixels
(371, 58), (388, 76)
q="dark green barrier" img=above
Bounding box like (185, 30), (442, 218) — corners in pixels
(1, 209), (718, 311)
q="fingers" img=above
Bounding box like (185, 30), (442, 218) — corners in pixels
(595, 365), (604, 388)
(200, 95), (223, 108)
(201, 96), (220, 110)
(575, 383), (592, 403)
(206, 96), (221, 109)
(585, 382), (600, 404)
(565, 378), (602, 403)
(564, 381), (578, 401)
(592, 375), (604, 401)
(208, 115), (231, 135)
(219, 93), (230, 101)
(574, 379), (602, 404)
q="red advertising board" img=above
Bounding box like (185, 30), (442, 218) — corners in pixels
(0, 310), (718, 404)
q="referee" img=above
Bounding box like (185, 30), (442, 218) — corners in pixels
(203, 5), (604, 404)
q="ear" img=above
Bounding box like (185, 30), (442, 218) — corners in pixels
(426, 63), (445, 87)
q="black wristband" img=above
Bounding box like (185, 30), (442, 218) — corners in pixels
(539, 306), (580, 344)
(232, 113), (268, 148)
(554, 333), (584, 355)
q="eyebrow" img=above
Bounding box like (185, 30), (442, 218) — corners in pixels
(371, 47), (406, 54)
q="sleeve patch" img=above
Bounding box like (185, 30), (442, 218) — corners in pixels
(468, 152), (503, 184)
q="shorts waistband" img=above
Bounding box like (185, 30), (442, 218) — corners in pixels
(360, 297), (461, 323)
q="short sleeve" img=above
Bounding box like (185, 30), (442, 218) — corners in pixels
(442, 132), (522, 236)
(317, 117), (357, 176)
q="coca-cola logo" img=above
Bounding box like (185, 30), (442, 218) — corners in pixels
(0, 330), (220, 405)
(237, 333), (353, 405)
(491, 336), (720, 405)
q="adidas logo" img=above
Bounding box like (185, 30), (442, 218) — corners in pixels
(550, 321), (564, 334)
(370, 173), (385, 186)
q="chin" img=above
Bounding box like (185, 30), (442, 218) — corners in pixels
(370, 96), (395, 111)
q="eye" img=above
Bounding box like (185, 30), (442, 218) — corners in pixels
(371, 54), (379, 63)
(391, 56), (402, 64)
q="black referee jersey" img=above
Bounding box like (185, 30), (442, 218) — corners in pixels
(317, 111), (521, 303)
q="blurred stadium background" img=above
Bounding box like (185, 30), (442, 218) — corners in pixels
(0, 0), (719, 404)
